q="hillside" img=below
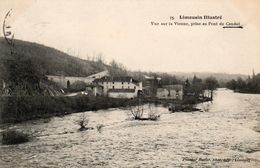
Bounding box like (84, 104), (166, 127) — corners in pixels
(0, 38), (108, 78)
(0, 38), (247, 86)
(171, 72), (247, 83)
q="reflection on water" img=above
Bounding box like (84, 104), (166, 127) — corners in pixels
(0, 89), (260, 167)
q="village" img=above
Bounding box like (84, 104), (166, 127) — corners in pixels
(46, 70), (183, 100)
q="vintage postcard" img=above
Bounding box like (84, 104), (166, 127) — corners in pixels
(0, 0), (259, 167)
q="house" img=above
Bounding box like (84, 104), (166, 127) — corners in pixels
(92, 76), (142, 98)
(156, 84), (183, 100)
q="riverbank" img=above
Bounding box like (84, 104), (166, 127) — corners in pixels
(234, 90), (260, 94)
(0, 96), (138, 124)
(0, 89), (259, 167)
(0, 95), (211, 124)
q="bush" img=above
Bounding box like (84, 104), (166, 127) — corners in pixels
(69, 81), (87, 92)
(129, 104), (144, 120)
(2, 130), (29, 145)
(148, 113), (160, 121)
(96, 124), (104, 133)
(182, 96), (197, 105)
(147, 104), (160, 121)
(77, 113), (88, 131)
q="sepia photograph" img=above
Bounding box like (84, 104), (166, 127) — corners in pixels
(0, 0), (259, 167)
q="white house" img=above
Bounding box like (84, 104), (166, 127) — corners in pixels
(92, 76), (142, 98)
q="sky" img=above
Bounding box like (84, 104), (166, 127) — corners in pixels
(0, 0), (260, 75)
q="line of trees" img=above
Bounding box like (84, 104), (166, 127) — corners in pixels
(184, 75), (219, 101)
(226, 72), (260, 94)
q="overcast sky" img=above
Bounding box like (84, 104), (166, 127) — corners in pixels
(0, 0), (260, 75)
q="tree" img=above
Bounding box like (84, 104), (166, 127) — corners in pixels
(6, 54), (43, 95)
(2, 9), (44, 96)
(204, 77), (218, 100)
(129, 98), (144, 120)
(96, 53), (105, 64)
(191, 75), (203, 98)
(70, 80), (87, 92)
(236, 77), (246, 91)
(226, 72), (260, 94)
(77, 113), (89, 131)
(226, 79), (237, 90)
(108, 59), (128, 76)
(128, 98), (160, 121)
(183, 78), (191, 96)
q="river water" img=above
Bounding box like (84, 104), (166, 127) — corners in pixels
(0, 89), (259, 167)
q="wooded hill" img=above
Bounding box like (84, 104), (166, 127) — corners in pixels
(0, 38), (109, 79)
(0, 37), (247, 86)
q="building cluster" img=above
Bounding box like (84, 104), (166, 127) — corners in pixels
(47, 71), (183, 100)
(89, 76), (142, 98)
(143, 75), (183, 100)
(156, 85), (183, 100)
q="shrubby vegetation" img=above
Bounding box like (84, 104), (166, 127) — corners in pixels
(226, 72), (260, 94)
(184, 75), (218, 101)
(128, 99), (160, 121)
(0, 95), (139, 123)
(77, 113), (89, 131)
(69, 81), (87, 92)
(2, 130), (29, 145)
(3, 51), (44, 96)
(96, 124), (105, 133)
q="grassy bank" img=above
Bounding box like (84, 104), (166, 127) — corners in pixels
(0, 96), (138, 124)
(0, 95), (211, 124)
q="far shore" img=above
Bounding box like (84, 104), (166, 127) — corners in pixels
(0, 94), (212, 124)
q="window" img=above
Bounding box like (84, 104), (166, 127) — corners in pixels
(122, 82), (124, 84)
(134, 86), (136, 89)
(122, 86), (124, 89)
(113, 82), (114, 84)
(113, 86), (115, 89)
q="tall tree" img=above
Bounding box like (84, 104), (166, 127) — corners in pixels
(2, 9), (44, 96)
(204, 76), (218, 100)
(191, 75), (203, 98)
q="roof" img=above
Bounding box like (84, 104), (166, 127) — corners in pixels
(86, 70), (109, 79)
(93, 76), (139, 83)
(108, 89), (135, 93)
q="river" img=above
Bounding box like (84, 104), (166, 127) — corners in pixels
(0, 89), (259, 167)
